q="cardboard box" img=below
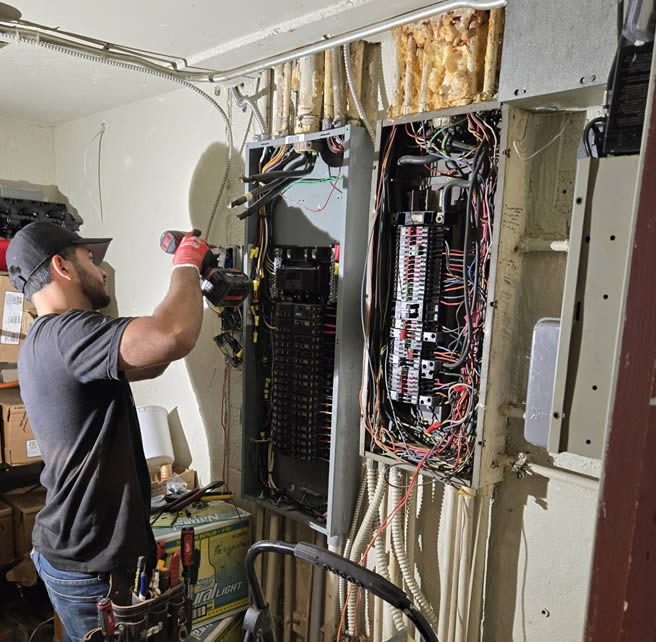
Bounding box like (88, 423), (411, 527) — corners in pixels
(0, 273), (36, 363)
(0, 498), (15, 566)
(151, 467), (197, 497)
(0, 388), (41, 466)
(153, 502), (251, 626)
(1, 485), (46, 558)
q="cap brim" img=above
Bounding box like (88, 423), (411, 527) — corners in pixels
(72, 238), (112, 265)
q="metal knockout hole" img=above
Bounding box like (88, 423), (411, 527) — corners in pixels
(610, 235), (616, 241)
(586, 439), (592, 445)
(592, 385), (598, 391)
(603, 294), (609, 300)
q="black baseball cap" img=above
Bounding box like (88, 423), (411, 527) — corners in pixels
(6, 222), (112, 293)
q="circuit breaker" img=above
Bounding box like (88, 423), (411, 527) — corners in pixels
(241, 126), (372, 538)
(361, 103), (508, 488)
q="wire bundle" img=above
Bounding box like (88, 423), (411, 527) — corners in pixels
(361, 111), (500, 484)
(248, 141), (346, 520)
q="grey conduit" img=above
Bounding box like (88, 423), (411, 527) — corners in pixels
(0, 29), (233, 239)
(343, 43), (375, 143)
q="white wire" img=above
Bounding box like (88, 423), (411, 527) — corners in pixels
(29, 616), (55, 642)
(512, 114), (571, 161)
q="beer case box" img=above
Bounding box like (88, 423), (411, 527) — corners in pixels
(1, 485), (46, 558)
(152, 501), (251, 626)
(0, 273), (36, 363)
(0, 388), (42, 466)
(0, 499), (15, 566)
(191, 614), (243, 642)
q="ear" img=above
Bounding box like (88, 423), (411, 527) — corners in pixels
(51, 255), (73, 282)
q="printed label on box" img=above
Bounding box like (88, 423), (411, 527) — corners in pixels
(1, 291), (23, 345)
(26, 440), (41, 458)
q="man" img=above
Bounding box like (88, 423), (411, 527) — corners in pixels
(6, 221), (208, 641)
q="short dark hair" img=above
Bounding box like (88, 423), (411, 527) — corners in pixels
(23, 245), (77, 302)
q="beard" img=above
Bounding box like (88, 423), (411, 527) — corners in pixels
(78, 263), (111, 310)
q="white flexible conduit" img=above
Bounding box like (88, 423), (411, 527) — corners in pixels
(347, 459), (386, 633)
(231, 85), (268, 138)
(343, 44), (375, 143)
(1, 30), (233, 240)
(339, 463), (368, 613)
(372, 467), (405, 632)
(390, 468), (439, 631)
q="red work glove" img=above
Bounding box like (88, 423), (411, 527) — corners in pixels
(172, 232), (210, 274)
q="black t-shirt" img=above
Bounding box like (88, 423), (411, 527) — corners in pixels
(17, 309), (156, 573)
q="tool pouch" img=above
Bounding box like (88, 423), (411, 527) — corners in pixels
(83, 583), (189, 642)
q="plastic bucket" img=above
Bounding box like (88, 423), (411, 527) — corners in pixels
(136, 405), (174, 473)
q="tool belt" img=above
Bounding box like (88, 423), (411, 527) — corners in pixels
(83, 583), (190, 642)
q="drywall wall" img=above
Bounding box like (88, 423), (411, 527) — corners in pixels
(53, 83), (255, 487)
(0, 113), (57, 199)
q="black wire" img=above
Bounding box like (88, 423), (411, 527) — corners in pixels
(443, 143), (487, 371)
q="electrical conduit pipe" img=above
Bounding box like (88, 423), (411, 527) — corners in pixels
(347, 459), (386, 633)
(390, 468), (439, 631)
(344, 43), (375, 142)
(339, 463), (367, 613)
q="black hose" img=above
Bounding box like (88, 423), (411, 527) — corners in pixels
(237, 177), (297, 220)
(241, 165), (314, 183)
(398, 154), (440, 166)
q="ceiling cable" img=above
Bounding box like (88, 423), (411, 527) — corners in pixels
(0, 0), (506, 84)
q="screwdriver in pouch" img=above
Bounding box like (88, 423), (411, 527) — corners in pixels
(97, 598), (115, 639)
(181, 527), (195, 597)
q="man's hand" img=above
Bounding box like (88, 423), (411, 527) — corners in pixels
(172, 232), (211, 274)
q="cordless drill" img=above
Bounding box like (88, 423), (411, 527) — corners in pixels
(160, 229), (251, 308)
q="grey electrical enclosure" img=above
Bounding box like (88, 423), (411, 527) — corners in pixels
(498, 0), (618, 108)
(547, 156), (640, 458)
(241, 126), (372, 539)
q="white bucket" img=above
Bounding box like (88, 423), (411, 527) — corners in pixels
(136, 405), (174, 473)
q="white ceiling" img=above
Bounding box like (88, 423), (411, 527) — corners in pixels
(0, 0), (431, 124)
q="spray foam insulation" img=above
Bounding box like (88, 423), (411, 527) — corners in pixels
(392, 8), (505, 116)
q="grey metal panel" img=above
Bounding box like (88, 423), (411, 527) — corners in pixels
(555, 155), (639, 457)
(525, 318), (560, 448)
(498, 0), (618, 104)
(326, 126), (372, 537)
(549, 159), (592, 452)
(241, 126), (372, 539)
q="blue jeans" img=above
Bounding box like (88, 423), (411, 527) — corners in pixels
(31, 550), (109, 642)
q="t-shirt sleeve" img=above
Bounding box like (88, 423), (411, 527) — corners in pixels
(55, 310), (134, 383)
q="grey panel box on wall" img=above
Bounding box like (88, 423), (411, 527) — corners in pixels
(241, 126), (372, 540)
(498, 0), (619, 106)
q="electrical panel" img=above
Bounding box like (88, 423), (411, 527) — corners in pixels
(241, 126), (372, 539)
(361, 103), (507, 488)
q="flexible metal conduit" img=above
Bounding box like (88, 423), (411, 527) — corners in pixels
(0, 30), (233, 239)
(372, 466), (405, 632)
(390, 468), (439, 631)
(231, 85), (268, 138)
(343, 43), (375, 143)
(339, 463), (367, 613)
(0, 0), (506, 84)
(347, 459), (386, 633)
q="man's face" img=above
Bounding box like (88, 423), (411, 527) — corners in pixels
(72, 246), (110, 310)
